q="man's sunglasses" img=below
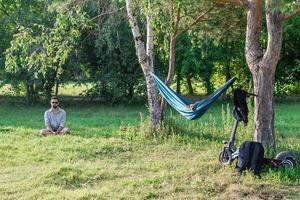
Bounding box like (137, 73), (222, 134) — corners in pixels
(51, 101), (59, 104)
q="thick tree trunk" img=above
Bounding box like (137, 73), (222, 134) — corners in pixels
(146, 14), (161, 129)
(144, 69), (161, 129)
(126, 0), (161, 129)
(245, 0), (283, 146)
(252, 68), (276, 145)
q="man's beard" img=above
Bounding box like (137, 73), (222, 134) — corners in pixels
(52, 105), (58, 109)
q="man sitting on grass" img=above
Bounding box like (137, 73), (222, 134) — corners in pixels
(40, 96), (70, 136)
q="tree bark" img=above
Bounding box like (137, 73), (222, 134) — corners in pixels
(125, 0), (161, 130)
(245, 0), (283, 146)
(146, 13), (161, 129)
(146, 15), (154, 70)
(252, 69), (276, 145)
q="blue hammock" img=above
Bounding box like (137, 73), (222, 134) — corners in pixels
(151, 73), (235, 120)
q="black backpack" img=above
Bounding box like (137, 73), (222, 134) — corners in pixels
(236, 141), (265, 175)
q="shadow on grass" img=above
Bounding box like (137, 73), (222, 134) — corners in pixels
(0, 126), (14, 133)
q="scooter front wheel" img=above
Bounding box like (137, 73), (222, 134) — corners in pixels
(219, 148), (232, 165)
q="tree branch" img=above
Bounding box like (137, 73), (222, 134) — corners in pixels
(174, 4), (216, 38)
(173, 7), (181, 34)
(283, 7), (300, 21)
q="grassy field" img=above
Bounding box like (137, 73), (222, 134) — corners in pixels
(0, 83), (93, 97)
(0, 99), (299, 199)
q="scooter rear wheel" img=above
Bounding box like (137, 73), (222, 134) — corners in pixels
(219, 149), (232, 165)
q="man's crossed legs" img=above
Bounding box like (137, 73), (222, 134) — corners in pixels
(40, 128), (70, 137)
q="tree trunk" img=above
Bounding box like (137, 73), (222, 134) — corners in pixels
(252, 68), (276, 145)
(126, 0), (161, 129)
(25, 82), (34, 105)
(186, 75), (194, 95)
(165, 36), (177, 86)
(44, 77), (55, 100)
(55, 80), (59, 96)
(160, 35), (177, 117)
(127, 84), (134, 99)
(245, 0), (283, 146)
(204, 76), (213, 95)
(176, 73), (181, 94)
(146, 13), (161, 129)
(45, 83), (52, 100)
(144, 69), (161, 129)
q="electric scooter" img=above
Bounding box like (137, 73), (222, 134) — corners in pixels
(218, 89), (297, 169)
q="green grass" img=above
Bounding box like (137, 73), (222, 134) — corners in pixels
(0, 83), (92, 97)
(58, 83), (93, 96)
(0, 100), (299, 199)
